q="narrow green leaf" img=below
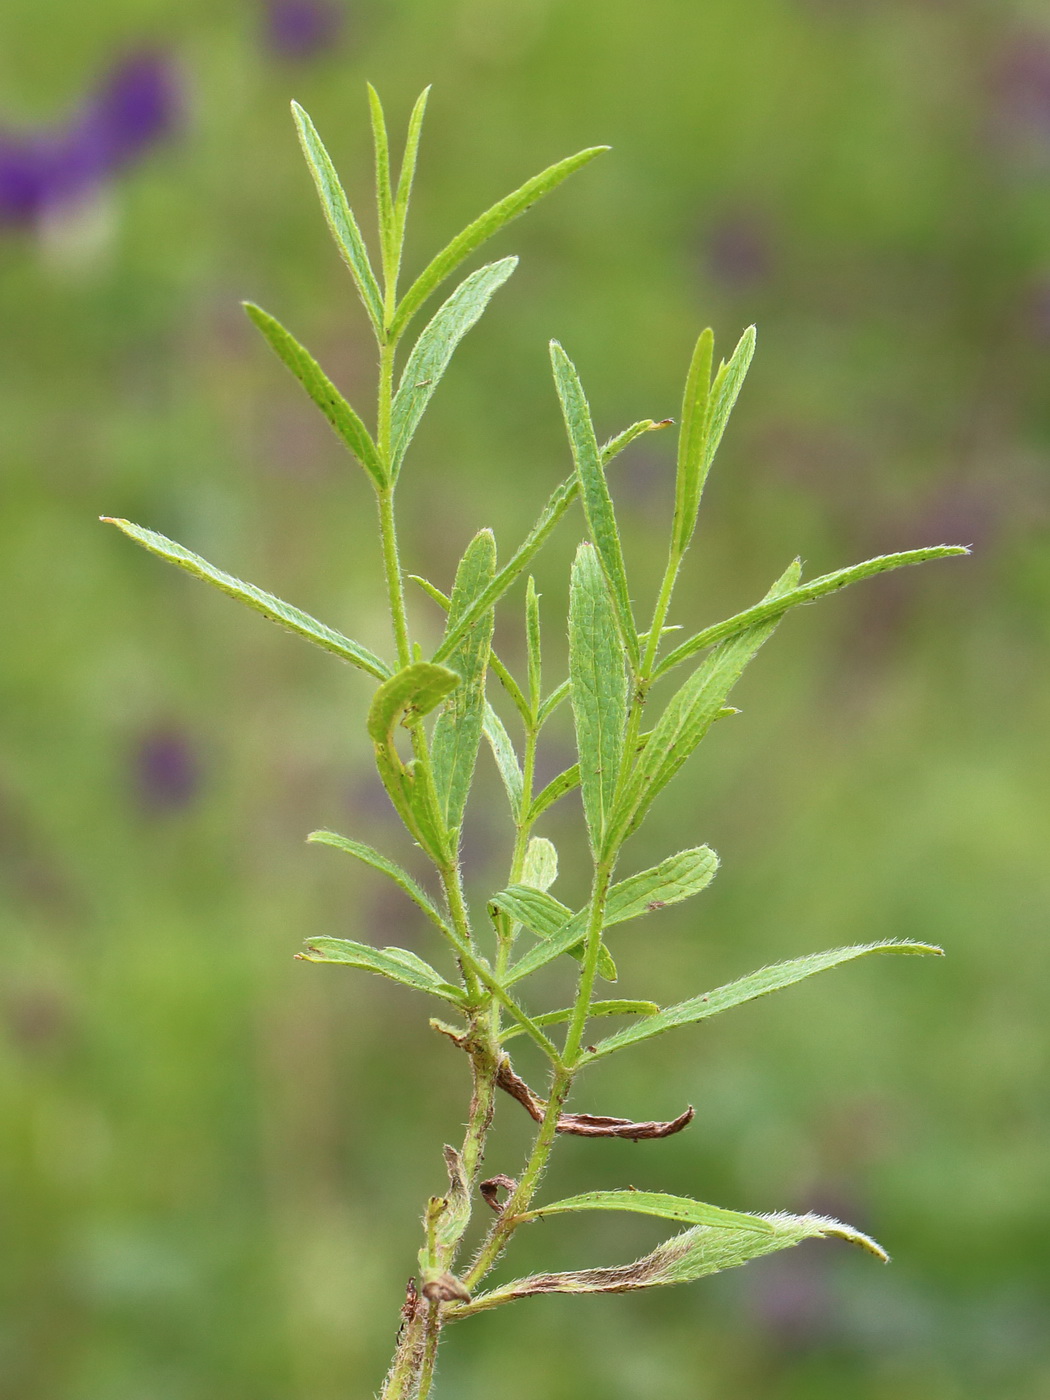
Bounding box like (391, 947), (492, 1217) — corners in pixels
(551, 344), (638, 663)
(587, 940), (943, 1059)
(671, 327), (714, 558)
(654, 546), (970, 682)
(431, 531), (497, 832)
(604, 847), (719, 924)
(391, 145), (609, 339)
(483, 701), (524, 815)
(408, 572), (530, 725)
(569, 542), (627, 856)
(702, 325), (756, 482)
(298, 937), (465, 1004)
(501, 849), (715, 986)
(431, 415), (642, 668)
(243, 303), (386, 490)
(536, 679), (572, 729)
(407, 573), (450, 609)
(601, 417), (673, 464)
(367, 84), (397, 294)
(307, 830), (450, 935)
(500, 999), (659, 1041)
(521, 836), (558, 892)
(456, 1212), (886, 1314)
(522, 1190), (772, 1233)
(391, 258), (518, 479)
(368, 662), (461, 861)
(489, 885), (573, 937)
(492, 883), (616, 983)
(526, 763), (580, 822)
(291, 102), (384, 335)
(394, 86), (430, 246)
(610, 560), (802, 844)
(525, 576), (542, 717)
(102, 518), (391, 680)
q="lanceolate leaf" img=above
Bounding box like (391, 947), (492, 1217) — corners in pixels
(671, 327), (714, 558)
(525, 576), (542, 716)
(243, 303), (386, 489)
(391, 258), (518, 478)
(394, 87), (430, 248)
(298, 937), (465, 1004)
(569, 543), (627, 856)
(654, 546), (970, 682)
(702, 325), (756, 484)
(483, 702), (524, 815)
(366, 84), (397, 293)
(454, 1212), (886, 1314)
(604, 847), (719, 924)
(490, 884), (617, 982)
(489, 885), (573, 938)
(291, 102), (384, 335)
(500, 1000), (659, 1041)
(552, 344), (638, 663)
(102, 518), (391, 680)
(521, 1190), (772, 1233)
(307, 831), (450, 935)
(609, 560), (802, 845)
(501, 851), (715, 986)
(601, 417), (672, 464)
(526, 763), (580, 822)
(432, 423), (636, 666)
(391, 144), (609, 339)
(536, 679), (572, 729)
(368, 662), (461, 861)
(431, 531), (497, 832)
(586, 940), (944, 1059)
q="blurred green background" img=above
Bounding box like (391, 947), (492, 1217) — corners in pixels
(2, 1), (1048, 1397)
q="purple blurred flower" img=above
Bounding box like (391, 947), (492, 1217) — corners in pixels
(705, 212), (772, 291)
(991, 31), (1050, 141)
(134, 727), (200, 812)
(0, 50), (180, 228)
(263, 1), (345, 60)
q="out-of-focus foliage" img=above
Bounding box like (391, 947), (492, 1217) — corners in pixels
(1, 2), (1048, 1397)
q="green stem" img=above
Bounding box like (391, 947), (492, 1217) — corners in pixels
(378, 486), (412, 670)
(562, 861), (614, 1066)
(379, 1305), (426, 1400)
(416, 1303), (441, 1400)
(461, 1062), (573, 1291)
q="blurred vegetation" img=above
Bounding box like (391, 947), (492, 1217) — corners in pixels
(1, 1), (1048, 1397)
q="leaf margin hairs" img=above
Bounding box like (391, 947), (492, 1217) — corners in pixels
(291, 101), (385, 336)
(391, 143), (609, 339)
(101, 517), (392, 680)
(391, 257), (518, 479)
(654, 546), (970, 682)
(243, 302), (386, 489)
(307, 830), (451, 935)
(297, 936), (466, 1005)
(585, 939), (944, 1060)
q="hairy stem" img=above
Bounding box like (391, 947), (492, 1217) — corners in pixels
(462, 1063), (573, 1290)
(417, 1303), (441, 1400)
(379, 1306), (426, 1400)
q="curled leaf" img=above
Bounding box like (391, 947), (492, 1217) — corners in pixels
(453, 1211), (886, 1315)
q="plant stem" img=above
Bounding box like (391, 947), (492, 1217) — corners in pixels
(379, 1305), (426, 1400)
(462, 1062), (573, 1290)
(417, 1303), (441, 1400)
